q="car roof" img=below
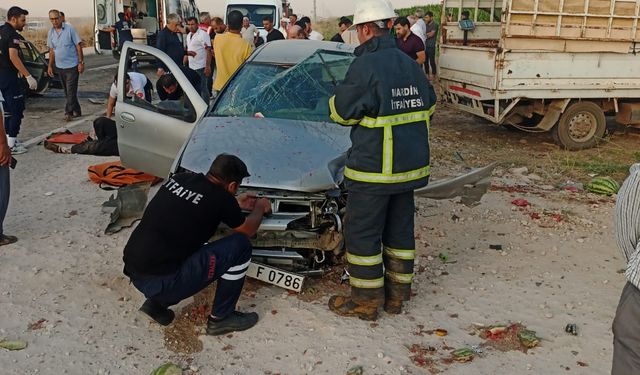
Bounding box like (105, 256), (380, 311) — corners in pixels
(249, 40), (356, 65)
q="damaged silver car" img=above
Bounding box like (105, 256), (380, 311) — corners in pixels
(114, 40), (494, 291)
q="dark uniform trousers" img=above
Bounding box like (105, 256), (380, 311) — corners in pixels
(131, 233), (252, 318)
(0, 70), (25, 138)
(58, 66), (81, 116)
(346, 191), (416, 305)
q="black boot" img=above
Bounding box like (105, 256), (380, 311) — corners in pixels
(206, 311), (259, 336)
(139, 299), (175, 326)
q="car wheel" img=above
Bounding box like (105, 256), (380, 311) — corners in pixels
(553, 101), (606, 150)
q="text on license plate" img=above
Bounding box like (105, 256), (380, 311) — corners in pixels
(246, 262), (305, 292)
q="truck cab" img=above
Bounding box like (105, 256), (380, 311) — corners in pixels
(224, 0), (285, 43)
(94, 0), (199, 58)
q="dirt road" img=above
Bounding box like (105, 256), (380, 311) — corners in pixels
(0, 65), (631, 374)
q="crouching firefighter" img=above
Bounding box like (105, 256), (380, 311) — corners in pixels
(122, 154), (272, 335)
(328, 0), (436, 320)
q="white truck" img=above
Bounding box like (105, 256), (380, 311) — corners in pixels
(93, 0), (199, 58)
(223, 0), (288, 42)
(439, 0), (640, 150)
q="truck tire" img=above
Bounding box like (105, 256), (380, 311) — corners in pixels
(553, 101), (606, 150)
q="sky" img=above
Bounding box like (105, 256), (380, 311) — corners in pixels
(0, 0), (438, 19)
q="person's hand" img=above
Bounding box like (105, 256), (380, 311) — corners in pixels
(0, 141), (10, 167)
(237, 193), (257, 211)
(78, 62), (85, 74)
(156, 68), (165, 77)
(204, 66), (211, 77)
(256, 198), (272, 215)
(186, 51), (197, 57)
(47, 66), (54, 78)
(26, 75), (38, 90)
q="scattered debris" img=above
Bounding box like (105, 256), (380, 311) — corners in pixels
(407, 344), (439, 371)
(0, 340), (27, 351)
(102, 182), (151, 234)
(558, 182), (584, 192)
(27, 318), (47, 331)
(150, 362), (182, 375)
(489, 244), (503, 251)
(450, 347), (475, 363)
(577, 361), (589, 367)
(435, 329), (448, 337)
(511, 199), (530, 207)
(346, 365), (363, 375)
(479, 323), (540, 352)
(565, 324), (578, 336)
(438, 253), (449, 263)
(44, 191), (55, 196)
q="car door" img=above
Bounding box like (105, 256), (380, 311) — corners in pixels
(115, 42), (208, 178)
(94, 0), (115, 54)
(18, 40), (51, 95)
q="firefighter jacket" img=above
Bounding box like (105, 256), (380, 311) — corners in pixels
(330, 34), (436, 195)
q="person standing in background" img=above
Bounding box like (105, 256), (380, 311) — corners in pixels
(331, 17), (352, 43)
(241, 17), (258, 47)
(300, 17), (323, 41)
(288, 14), (298, 32)
(263, 17), (284, 43)
(424, 11), (438, 80)
(612, 164), (640, 374)
(394, 17), (426, 65)
(101, 12), (133, 52)
(156, 14), (184, 76)
(408, 15), (426, 47)
(0, 6), (36, 154)
(186, 17), (212, 101)
(213, 11), (253, 95)
(0, 91), (16, 246)
(46, 9), (84, 122)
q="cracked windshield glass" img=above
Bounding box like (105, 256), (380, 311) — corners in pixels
(212, 51), (355, 122)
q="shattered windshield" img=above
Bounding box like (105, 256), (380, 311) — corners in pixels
(211, 50), (355, 122)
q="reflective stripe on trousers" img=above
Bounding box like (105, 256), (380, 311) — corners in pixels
(345, 191), (416, 304)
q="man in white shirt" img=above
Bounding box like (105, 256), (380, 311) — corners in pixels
(186, 16), (212, 101)
(106, 71), (150, 118)
(241, 17), (259, 47)
(409, 15), (426, 46)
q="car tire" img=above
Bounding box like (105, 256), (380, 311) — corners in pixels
(553, 101), (606, 151)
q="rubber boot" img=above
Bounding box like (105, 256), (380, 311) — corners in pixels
(328, 295), (379, 321)
(384, 298), (403, 314)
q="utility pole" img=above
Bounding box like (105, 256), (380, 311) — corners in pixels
(313, 0), (317, 23)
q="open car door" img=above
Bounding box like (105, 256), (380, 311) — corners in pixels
(18, 40), (51, 95)
(94, 0), (115, 54)
(115, 42), (208, 178)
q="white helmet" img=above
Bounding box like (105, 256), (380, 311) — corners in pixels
(352, 0), (396, 27)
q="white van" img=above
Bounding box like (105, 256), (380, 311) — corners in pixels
(223, 0), (284, 42)
(94, 0), (199, 57)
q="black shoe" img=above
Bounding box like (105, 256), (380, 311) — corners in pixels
(206, 311), (259, 336)
(139, 299), (175, 326)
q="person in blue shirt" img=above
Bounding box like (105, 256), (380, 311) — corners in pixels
(46, 9), (84, 122)
(156, 13), (185, 76)
(102, 12), (133, 51)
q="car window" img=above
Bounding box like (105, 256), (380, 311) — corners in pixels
(18, 42), (40, 63)
(122, 48), (198, 123)
(211, 50), (355, 122)
(228, 5), (275, 26)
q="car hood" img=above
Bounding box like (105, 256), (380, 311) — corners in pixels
(179, 116), (351, 193)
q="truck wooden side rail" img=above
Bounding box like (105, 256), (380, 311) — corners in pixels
(439, 0), (640, 150)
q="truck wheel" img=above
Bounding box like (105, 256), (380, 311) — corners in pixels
(553, 101), (606, 150)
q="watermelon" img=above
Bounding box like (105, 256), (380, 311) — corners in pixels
(150, 363), (182, 375)
(586, 176), (620, 196)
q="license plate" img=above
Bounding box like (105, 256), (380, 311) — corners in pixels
(246, 262), (305, 292)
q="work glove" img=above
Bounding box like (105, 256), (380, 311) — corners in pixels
(26, 75), (38, 90)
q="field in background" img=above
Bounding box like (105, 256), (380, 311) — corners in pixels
(21, 18), (94, 53)
(315, 4), (443, 40)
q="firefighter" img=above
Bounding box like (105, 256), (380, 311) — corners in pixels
(328, 0), (436, 320)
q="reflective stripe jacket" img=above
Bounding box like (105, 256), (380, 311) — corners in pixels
(330, 34), (436, 194)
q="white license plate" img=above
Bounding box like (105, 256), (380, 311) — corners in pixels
(246, 262), (305, 292)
